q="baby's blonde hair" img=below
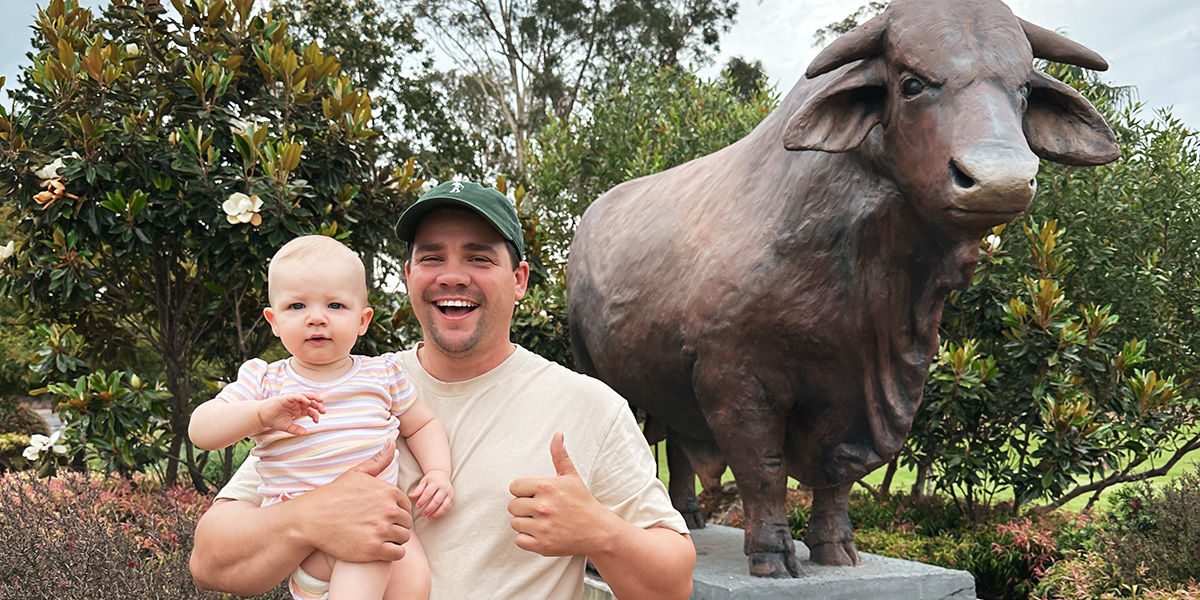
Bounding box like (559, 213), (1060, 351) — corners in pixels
(268, 236), (368, 304)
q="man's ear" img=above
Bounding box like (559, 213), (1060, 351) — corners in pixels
(358, 307), (374, 335)
(514, 261), (530, 301)
(263, 306), (280, 336)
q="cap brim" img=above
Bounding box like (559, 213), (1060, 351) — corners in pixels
(396, 196), (513, 251)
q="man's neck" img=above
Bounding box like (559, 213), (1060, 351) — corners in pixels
(416, 342), (517, 382)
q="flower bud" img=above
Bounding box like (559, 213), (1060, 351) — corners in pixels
(125, 43), (141, 58)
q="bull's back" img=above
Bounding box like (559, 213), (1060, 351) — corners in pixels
(569, 165), (720, 421)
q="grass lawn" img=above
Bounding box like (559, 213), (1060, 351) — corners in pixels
(649, 436), (1200, 514)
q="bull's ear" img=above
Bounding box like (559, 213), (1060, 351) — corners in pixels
(784, 58), (886, 152)
(1025, 70), (1120, 166)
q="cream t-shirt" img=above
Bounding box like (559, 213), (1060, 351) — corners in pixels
(217, 344), (687, 600)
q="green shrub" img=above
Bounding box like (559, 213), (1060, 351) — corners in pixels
(1098, 470), (1200, 587)
(790, 490), (1098, 599)
(0, 432), (31, 471)
(0, 396), (49, 436)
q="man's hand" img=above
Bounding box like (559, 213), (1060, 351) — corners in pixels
(256, 392), (325, 436)
(410, 469), (454, 519)
(299, 439), (413, 563)
(507, 432), (615, 557)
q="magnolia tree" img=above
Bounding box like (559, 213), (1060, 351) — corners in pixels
(897, 65), (1200, 515)
(0, 0), (421, 487)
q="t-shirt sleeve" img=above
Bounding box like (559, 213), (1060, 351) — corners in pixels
(215, 454), (265, 504)
(217, 358), (269, 404)
(585, 401), (689, 535)
(384, 352), (417, 416)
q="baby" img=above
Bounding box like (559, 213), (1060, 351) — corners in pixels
(190, 235), (452, 600)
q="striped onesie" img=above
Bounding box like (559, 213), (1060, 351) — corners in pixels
(217, 353), (416, 502)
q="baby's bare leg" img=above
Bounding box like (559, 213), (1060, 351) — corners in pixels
(382, 535), (430, 600)
(289, 550), (336, 599)
(329, 558), (392, 599)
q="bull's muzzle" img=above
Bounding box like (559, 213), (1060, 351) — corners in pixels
(946, 145), (1039, 225)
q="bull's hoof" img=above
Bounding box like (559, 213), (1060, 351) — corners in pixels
(748, 551), (804, 578)
(806, 540), (861, 566)
(681, 508), (706, 530)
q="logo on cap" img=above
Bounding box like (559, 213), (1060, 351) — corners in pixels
(449, 182), (464, 194)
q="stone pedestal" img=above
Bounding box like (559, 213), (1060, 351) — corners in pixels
(584, 524), (976, 600)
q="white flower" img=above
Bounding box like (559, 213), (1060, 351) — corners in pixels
(223, 192), (264, 226)
(23, 431), (67, 461)
(125, 43), (140, 58)
(982, 234), (1002, 253)
(33, 157), (65, 181)
(0, 240), (13, 263)
(228, 117), (250, 135)
(32, 152), (80, 181)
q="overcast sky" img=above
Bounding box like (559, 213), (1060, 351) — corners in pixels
(2, 0), (1197, 129)
(710, 0), (1199, 128)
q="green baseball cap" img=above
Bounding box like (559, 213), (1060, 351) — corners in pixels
(396, 181), (525, 261)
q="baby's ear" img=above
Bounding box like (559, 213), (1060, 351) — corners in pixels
(359, 307), (374, 335)
(264, 306), (280, 336)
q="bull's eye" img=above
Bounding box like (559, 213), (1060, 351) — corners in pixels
(901, 77), (925, 98)
(1019, 83), (1031, 99)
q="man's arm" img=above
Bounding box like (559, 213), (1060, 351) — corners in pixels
(190, 441), (412, 594)
(508, 433), (696, 600)
(584, 521), (695, 600)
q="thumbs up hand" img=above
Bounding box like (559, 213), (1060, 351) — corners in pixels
(550, 431), (578, 477)
(507, 432), (615, 557)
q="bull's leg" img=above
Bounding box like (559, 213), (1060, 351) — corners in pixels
(696, 458), (727, 494)
(805, 483), (860, 566)
(704, 404), (802, 577)
(665, 434), (705, 529)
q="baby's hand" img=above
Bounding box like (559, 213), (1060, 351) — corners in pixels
(257, 392), (325, 436)
(410, 469), (454, 519)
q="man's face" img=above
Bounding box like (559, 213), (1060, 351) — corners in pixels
(404, 208), (529, 362)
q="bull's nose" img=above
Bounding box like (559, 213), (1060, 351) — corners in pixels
(948, 146), (1039, 213)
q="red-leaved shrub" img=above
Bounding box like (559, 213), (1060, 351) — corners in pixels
(0, 471), (287, 599)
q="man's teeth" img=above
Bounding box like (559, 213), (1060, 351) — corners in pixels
(437, 300), (477, 308)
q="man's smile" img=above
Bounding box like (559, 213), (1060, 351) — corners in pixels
(435, 299), (479, 317)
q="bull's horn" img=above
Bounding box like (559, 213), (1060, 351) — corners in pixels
(805, 12), (887, 79)
(1019, 18), (1109, 71)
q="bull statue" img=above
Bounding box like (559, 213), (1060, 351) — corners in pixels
(567, 0), (1120, 579)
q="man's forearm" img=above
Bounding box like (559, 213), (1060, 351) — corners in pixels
(190, 498), (312, 594)
(588, 524), (695, 600)
(191, 453), (412, 594)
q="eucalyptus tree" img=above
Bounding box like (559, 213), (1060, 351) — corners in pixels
(413, 0), (739, 178)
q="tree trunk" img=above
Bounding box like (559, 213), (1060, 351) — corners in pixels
(878, 456), (898, 497)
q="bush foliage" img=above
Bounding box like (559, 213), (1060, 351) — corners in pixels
(0, 397), (49, 437)
(787, 489), (1097, 600)
(1098, 470), (1200, 587)
(0, 471), (287, 599)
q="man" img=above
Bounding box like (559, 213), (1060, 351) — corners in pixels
(190, 181), (695, 600)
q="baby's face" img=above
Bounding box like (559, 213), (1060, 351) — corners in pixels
(265, 255), (372, 375)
